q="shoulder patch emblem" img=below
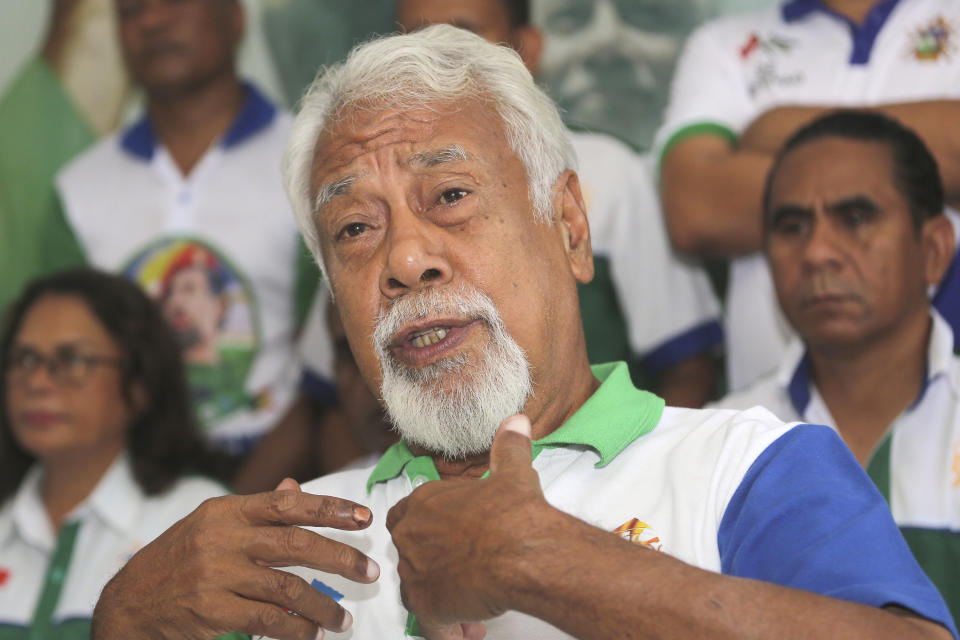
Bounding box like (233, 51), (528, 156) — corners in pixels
(910, 17), (954, 61)
(613, 518), (663, 551)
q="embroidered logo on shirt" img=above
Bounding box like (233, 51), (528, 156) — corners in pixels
(738, 32), (793, 60)
(910, 17), (954, 61)
(0, 568), (9, 587)
(739, 33), (804, 97)
(613, 518), (663, 551)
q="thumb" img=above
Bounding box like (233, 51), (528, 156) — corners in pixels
(489, 414), (532, 476)
(274, 477), (301, 492)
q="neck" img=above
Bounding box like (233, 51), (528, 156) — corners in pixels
(808, 307), (930, 465)
(146, 71), (245, 176)
(824, 0), (879, 24)
(41, 443), (124, 532)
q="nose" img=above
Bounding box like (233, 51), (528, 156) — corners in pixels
(801, 217), (845, 273)
(379, 211), (453, 299)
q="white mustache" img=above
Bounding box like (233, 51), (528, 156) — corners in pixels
(373, 284), (501, 358)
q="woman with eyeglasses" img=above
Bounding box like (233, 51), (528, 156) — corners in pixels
(0, 268), (238, 638)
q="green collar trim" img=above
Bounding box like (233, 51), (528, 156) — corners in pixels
(366, 362), (664, 493)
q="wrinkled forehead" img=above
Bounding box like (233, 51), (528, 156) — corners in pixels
(308, 98), (511, 201)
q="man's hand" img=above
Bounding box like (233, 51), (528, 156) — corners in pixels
(91, 480), (380, 640)
(386, 414), (562, 634)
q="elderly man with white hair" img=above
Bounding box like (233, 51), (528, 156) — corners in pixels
(90, 25), (956, 640)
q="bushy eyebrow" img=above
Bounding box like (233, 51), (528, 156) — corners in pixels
(407, 144), (469, 168)
(314, 175), (356, 211)
(825, 194), (880, 215)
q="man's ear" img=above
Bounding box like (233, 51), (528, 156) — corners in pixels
(511, 26), (543, 75)
(553, 169), (594, 284)
(921, 213), (956, 286)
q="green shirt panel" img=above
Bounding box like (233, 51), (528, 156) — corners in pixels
(0, 59), (91, 312)
(866, 434), (959, 623)
(367, 361), (665, 491)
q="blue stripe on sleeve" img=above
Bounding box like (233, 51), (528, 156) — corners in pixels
(718, 424), (958, 638)
(638, 319), (723, 375)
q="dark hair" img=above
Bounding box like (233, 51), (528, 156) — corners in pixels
(0, 268), (231, 503)
(762, 110), (944, 233)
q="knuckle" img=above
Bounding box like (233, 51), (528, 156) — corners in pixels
(263, 491), (301, 521)
(256, 604), (285, 629)
(280, 526), (312, 555)
(276, 573), (308, 603)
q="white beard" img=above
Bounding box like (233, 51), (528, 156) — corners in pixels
(374, 284), (532, 460)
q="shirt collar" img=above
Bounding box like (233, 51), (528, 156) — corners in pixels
(781, 0), (901, 65)
(366, 361), (665, 492)
(119, 82), (276, 161)
(86, 452), (145, 535)
(779, 309), (956, 416)
(4, 453), (144, 551)
(781, 0), (898, 22)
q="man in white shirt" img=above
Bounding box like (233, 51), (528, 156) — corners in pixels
(714, 109), (960, 620)
(656, 0), (960, 389)
(89, 27), (956, 640)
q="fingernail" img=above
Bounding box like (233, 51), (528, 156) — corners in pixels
(352, 505), (372, 526)
(504, 414), (531, 437)
(366, 558), (381, 581)
(340, 609), (353, 632)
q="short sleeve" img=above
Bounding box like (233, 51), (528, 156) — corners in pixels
(718, 424), (958, 638)
(653, 19), (758, 168)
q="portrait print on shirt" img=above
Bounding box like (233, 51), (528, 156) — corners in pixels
(124, 238), (262, 428)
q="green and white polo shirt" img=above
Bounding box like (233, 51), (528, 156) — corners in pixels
(285, 362), (955, 639)
(0, 454), (231, 639)
(714, 310), (960, 623)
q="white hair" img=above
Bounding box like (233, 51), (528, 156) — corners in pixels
(282, 23), (575, 267)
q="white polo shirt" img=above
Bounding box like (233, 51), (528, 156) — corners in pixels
(298, 131), (723, 400)
(56, 85), (325, 453)
(654, 0), (960, 390)
(0, 455), (228, 639)
(281, 362), (955, 639)
(712, 310), (960, 620)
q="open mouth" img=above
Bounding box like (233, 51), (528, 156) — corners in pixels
(410, 326), (449, 348)
(388, 318), (482, 368)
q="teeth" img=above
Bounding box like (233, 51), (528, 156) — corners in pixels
(410, 327), (449, 348)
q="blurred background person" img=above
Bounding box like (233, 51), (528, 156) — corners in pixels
(53, 0), (332, 491)
(0, 0), (129, 312)
(656, 0), (960, 391)
(395, 0), (724, 408)
(0, 268), (234, 638)
(712, 111), (960, 621)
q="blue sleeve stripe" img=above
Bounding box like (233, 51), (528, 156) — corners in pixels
(638, 319), (723, 374)
(718, 424), (958, 638)
(300, 369), (339, 406)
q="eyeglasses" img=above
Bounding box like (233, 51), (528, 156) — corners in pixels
(5, 345), (123, 387)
